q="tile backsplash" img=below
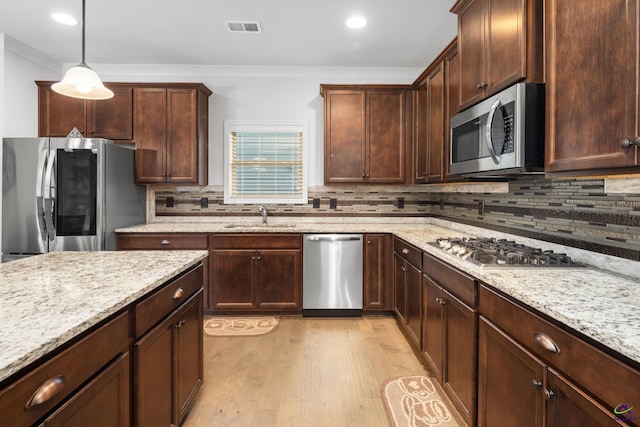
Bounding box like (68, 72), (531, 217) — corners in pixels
(153, 177), (640, 261)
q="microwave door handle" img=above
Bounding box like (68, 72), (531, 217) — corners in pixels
(43, 149), (56, 241)
(485, 99), (502, 163)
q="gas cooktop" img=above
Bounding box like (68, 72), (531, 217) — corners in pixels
(430, 237), (582, 267)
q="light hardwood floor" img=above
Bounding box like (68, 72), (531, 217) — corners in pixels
(183, 316), (430, 427)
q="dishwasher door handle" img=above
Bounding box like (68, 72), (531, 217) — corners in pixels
(306, 235), (361, 242)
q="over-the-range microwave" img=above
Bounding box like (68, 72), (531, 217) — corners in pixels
(449, 83), (545, 176)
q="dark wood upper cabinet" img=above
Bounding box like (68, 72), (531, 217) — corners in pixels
(134, 84), (210, 185)
(545, 0), (640, 174)
(452, 0), (543, 111)
(37, 82), (133, 141)
(321, 85), (411, 184)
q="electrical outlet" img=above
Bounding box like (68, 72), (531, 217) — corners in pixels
(478, 201), (485, 215)
(329, 198), (337, 209)
(200, 197), (209, 208)
(397, 197), (405, 209)
(440, 199), (444, 210)
(166, 196), (174, 208)
(312, 198), (320, 208)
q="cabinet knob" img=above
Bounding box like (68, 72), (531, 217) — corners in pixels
(476, 83), (487, 90)
(25, 375), (66, 409)
(531, 379), (543, 389)
(533, 332), (560, 354)
(620, 137), (640, 150)
(543, 389), (555, 400)
(160, 239), (170, 245)
(402, 248), (409, 255)
(172, 287), (184, 300)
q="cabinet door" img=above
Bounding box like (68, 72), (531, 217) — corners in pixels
(134, 313), (176, 427)
(444, 44), (464, 182)
(211, 249), (256, 309)
(87, 86), (133, 140)
(256, 249), (301, 309)
(442, 289), (477, 425)
(422, 275), (443, 380)
(324, 90), (366, 183)
(546, 0), (639, 172)
(478, 316), (544, 427)
(366, 91), (406, 183)
(134, 88), (167, 183)
(405, 262), (423, 348)
(38, 85), (86, 137)
(426, 64), (445, 183)
(457, 0), (486, 109)
(546, 368), (628, 427)
(167, 89), (199, 183)
(484, 0), (526, 94)
(41, 353), (130, 427)
(176, 290), (204, 424)
(364, 234), (392, 311)
(414, 80), (429, 183)
(393, 254), (407, 322)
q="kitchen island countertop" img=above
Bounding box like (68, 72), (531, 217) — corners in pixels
(117, 217), (640, 367)
(0, 250), (208, 384)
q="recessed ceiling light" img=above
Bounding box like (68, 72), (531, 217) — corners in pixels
(51, 13), (78, 26)
(346, 16), (367, 29)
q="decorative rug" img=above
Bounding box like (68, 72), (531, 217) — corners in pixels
(203, 316), (279, 337)
(382, 376), (466, 427)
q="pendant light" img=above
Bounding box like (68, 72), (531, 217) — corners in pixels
(52, 0), (113, 100)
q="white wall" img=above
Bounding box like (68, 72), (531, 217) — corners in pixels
(97, 64), (421, 185)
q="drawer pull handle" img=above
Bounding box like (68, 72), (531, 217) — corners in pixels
(534, 332), (560, 354)
(172, 287), (184, 300)
(25, 375), (66, 409)
(402, 248), (409, 254)
(160, 240), (170, 245)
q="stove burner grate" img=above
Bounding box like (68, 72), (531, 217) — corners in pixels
(431, 237), (581, 267)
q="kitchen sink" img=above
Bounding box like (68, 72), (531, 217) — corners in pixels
(223, 223), (297, 229)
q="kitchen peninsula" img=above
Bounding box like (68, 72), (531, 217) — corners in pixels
(0, 250), (208, 426)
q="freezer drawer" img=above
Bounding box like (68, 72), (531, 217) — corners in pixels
(303, 234), (363, 316)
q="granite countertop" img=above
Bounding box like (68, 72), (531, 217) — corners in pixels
(0, 250), (208, 384)
(117, 217), (640, 366)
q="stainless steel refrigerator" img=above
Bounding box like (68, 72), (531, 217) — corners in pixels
(1, 137), (146, 261)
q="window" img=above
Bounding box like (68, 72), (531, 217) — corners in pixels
(224, 121), (308, 204)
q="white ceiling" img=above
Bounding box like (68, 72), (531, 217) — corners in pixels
(0, 0), (458, 69)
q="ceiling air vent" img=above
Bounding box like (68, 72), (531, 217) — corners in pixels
(225, 21), (263, 33)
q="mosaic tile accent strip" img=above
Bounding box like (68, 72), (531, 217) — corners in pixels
(151, 177), (640, 261)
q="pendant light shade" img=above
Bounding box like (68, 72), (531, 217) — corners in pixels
(52, 0), (113, 100)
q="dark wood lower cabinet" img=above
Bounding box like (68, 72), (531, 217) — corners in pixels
(546, 369), (628, 427)
(135, 290), (203, 427)
(363, 233), (393, 312)
(477, 316), (545, 427)
(210, 234), (302, 313)
(41, 353), (130, 427)
(422, 272), (476, 425)
(393, 253), (407, 322)
(405, 262), (422, 347)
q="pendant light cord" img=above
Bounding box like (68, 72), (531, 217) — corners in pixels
(81, 0), (86, 66)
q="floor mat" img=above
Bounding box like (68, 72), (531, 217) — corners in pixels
(382, 376), (467, 427)
(203, 316), (279, 337)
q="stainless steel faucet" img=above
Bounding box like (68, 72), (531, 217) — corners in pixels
(258, 205), (268, 224)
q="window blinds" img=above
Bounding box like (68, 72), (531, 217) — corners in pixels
(230, 131), (303, 197)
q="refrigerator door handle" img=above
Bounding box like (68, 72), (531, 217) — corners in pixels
(35, 150), (48, 242)
(43, 149), (56, 241)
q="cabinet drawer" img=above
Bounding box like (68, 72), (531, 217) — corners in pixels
(211, 234), (302, 250)
(117, 233), (208, 250)
(393, 237), (422, 269)
(423, 252), (476, 307)
(479, 284), (640, 412)
(0, 312), (129, 426)
(135, 264), (203, 337)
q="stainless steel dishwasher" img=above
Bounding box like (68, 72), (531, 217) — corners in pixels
(303, 234), (363, 316)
